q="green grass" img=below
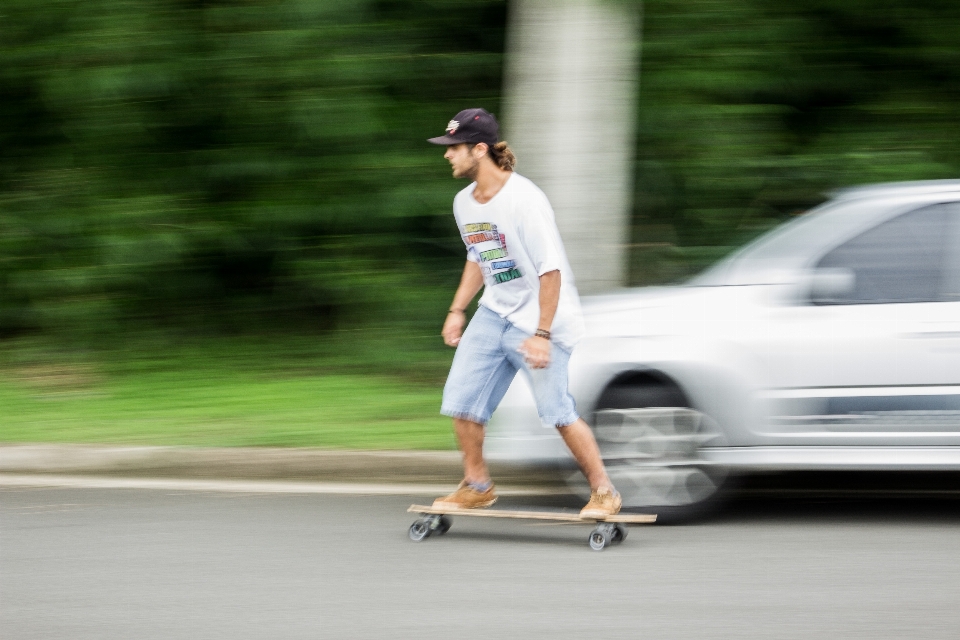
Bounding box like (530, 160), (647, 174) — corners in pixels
(0, 337), (457, 450)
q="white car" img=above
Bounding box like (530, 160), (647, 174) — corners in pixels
(486, 180), (960, 518)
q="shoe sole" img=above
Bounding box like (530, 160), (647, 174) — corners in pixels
(432, 496), (498, 510)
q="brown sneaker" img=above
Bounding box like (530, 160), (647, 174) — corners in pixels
(432, 481), (498, 510)
(580, 487), (622, 519)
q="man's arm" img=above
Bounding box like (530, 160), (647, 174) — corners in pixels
(442, 260), (484, 347)
(519, 269), (560, 369)
(536, 269), (561, 334)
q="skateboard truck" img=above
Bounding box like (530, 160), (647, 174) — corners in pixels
(408, 514), (451, 542)
(587, 521), (627, 550)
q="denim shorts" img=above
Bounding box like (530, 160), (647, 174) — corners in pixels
(441, 305), (579, 428)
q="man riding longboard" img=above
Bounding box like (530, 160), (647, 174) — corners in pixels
(428, 108), (621, 519)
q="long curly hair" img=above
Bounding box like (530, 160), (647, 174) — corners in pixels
(487, 141), (516, 171)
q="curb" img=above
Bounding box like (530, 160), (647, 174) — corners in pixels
(0, 474), (570, 496)
(0, 444), (569, 487)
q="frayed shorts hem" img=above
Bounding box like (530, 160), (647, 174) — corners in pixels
(546, 412), (581, 428)
(440, 408), (490, 426)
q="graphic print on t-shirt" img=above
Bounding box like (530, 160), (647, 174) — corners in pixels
(462, 222), (522, 285)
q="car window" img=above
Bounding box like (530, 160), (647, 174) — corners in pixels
(942, 203), (960, 302)
(692, 199), (880, 286)
(815, 203), (954, 304)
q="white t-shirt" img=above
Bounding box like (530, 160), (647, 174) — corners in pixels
(453, 173), (585, 350)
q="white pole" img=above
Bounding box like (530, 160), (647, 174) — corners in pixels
(502, 0), (641, 294)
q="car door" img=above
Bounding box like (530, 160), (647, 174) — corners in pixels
(755, 201), (960, 446)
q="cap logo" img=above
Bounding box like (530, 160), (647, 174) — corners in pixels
(446, 120), (460, 134)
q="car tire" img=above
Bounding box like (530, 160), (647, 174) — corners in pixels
(569, 381), (733, 523)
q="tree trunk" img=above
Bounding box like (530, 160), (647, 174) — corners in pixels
(503, 0), (641, 294)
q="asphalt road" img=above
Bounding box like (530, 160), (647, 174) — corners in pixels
(3, 483), (960, 639)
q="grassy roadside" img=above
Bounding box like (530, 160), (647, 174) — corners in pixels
(0, 335), (457, 450)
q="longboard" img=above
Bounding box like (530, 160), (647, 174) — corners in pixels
(407, 504), (656, 551)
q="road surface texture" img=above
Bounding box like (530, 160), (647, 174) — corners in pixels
(3, 479), (960, 639)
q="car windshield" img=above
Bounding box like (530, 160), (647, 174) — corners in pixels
(689, 198), (888, 286)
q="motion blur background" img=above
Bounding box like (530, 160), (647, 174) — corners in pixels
(2, 0), (959, 449)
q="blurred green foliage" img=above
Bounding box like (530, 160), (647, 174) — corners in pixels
(0, 0), (506, 341)
(630, 0), (960, 283)
(2, 0), (959, 337)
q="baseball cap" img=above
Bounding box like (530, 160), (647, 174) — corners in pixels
(427, 108), (499, 146)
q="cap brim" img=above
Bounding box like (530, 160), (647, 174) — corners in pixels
(427, 135), (466, 145)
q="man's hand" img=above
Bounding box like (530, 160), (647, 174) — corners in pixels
(443, 262), (484, 347)
(442, 311), (466, 347)
(518, 335), (551, 369)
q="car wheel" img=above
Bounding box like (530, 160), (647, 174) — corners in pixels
(570, 382), (732, 523)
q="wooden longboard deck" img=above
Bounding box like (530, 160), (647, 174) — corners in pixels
(408, 505), (656, 524)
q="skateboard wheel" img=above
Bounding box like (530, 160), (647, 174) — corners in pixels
(409, 520), (430, 542)
(611, 524), (628, 544)
(589, 529), (609, 551)
(436, 515), (452, 534)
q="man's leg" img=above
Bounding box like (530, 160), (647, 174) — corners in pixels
(557, 418), (614, 491)
(503, 327), (620, 515)
(455, 417), (491, 485)
(560, 418), (621, 516)
(436, 306), (514, 508)
(433, 416), (497, 509)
